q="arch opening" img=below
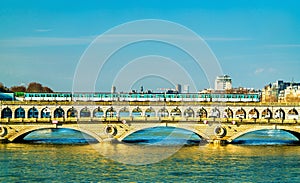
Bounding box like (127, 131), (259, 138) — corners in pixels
(122, 127), (203, 145)
(287, 108), (298, 120)
(15, 107), (25, 118)
(158, 108), (169, 117)
(209, 108), (220, 118)
(262, 108), (272, 119)
(80, 107), (91, 117)
(28, 107), (38, 118)
(275, 109), (285, 119)
(106, 107), (116, 118)
(196, 108), (207, 118)
(184, 108), (194, 117)
(170, 107), (181, 117)
(1, 107), (12, 118)
(132, 107), (142, 117)
(119, 107), (130, 117)
(20, 128), (98, 144)
(67, 107), (77, 118)
(223, 108), (233, 118)
(41, 107), (51, 118)
(93, 107), (104, 118)
(249, 108), (259, 119)
(145, 108), (155, 117)
(232, 129), (299, 145)
(54, 107), (65, 118)
(235, 108), (246, 119)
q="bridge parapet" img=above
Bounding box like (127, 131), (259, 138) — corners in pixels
(1, 117), (300, 144)
(0, 117), (298, 124)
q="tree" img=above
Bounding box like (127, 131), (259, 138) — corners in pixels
(26, 82), (43, 92)
(10, 86), (26, 92)
(25, 82), (54, 93)
(42, 86), (53, 93)
(0, 82), (9, 92)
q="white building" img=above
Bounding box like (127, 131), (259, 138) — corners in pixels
(183, 84), (189, 93)
(111, 86), (116, 93)
(215, 75), (232, 90)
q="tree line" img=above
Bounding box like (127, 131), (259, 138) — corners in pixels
(0, 82), (53, 93)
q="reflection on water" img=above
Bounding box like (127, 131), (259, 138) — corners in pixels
(22, 128), (299, 146)
(23, 128), (97, 144)
(123, 127), (202, 145)
(233, 129), (299, 145)
(1, 143), (300, 182)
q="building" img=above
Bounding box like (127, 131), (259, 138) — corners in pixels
(111, 86), (116, 93)
(175, 84), (182, 93)
(278, 85), (300, 102)
(262, 80), (300, 102)
(215, 75), (232, 90)
(183, 84), (189, 93)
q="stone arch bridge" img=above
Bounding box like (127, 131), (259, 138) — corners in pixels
(0, 101), (300, 144)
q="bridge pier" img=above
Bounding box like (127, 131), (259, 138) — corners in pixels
(207, 139), (228, 145)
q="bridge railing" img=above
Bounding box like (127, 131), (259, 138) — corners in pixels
(1, 100), (300, 107)
(0, 116), (298, 124)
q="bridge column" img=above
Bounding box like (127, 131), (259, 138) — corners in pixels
(210, 139), (227, 145)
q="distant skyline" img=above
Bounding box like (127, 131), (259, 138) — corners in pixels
(1, 0), (300, 92)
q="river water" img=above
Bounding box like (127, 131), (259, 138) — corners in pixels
(1, 128), (300, 182)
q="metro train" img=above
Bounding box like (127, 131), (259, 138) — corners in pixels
(19, 92), (261, 102)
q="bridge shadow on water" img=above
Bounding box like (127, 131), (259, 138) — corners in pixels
(21, 128), (300, 146)
(232, 129), (300, 145)
(122, 127), (203, 146)
(22, 128), (98, 145)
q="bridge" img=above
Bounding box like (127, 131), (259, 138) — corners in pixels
(1, 101), (300, 144)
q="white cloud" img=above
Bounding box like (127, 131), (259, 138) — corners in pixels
(254, 68), (264, 74)
(254, 67), (277, 75)
(0, 34), (252, 48)
(204, 37), (252, 41)
(0, 36), (95, 47)
(35, 29), (52, 32)
(264, 44), (300, 48)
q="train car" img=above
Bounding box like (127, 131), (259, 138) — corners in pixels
(21, 91), (260, 102)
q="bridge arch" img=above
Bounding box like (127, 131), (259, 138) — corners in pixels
(9, 126), (103, 143)
(262, 108), (272, 119)
(67, 107), (78, 118)
(228, 127), (300, 142)
(15, 107), (25, 118)
(158, 108), (169, 117)
(118, 126), (210, 141)
(41, 107), (51, 118)
(54, 107), (65, 118)
(249, 108), (259, 119)
(28, 107), (38, 118)
(196, 108), (207, 118)
(1, 107), (12, 118)
(184, 107), (194, 117)
(287, 108), (298, 120)
(275, 108), (285, 119)
(106, 107), (116, 117)
(119, 107), (130, 117)
(80, 107), (91, 117)
(235, 108), (246, 119)
(170, 107), (181, 117)
(132, 107), (142, 117)
(145, 107), (155, 117)
(93, 107), (104, 118)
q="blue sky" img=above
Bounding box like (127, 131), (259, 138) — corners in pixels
(0, 0), (299, 92)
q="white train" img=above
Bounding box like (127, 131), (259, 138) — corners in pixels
(22, 92), (261, 102)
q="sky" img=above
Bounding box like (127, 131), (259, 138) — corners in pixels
(0, 0), (300, 92)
